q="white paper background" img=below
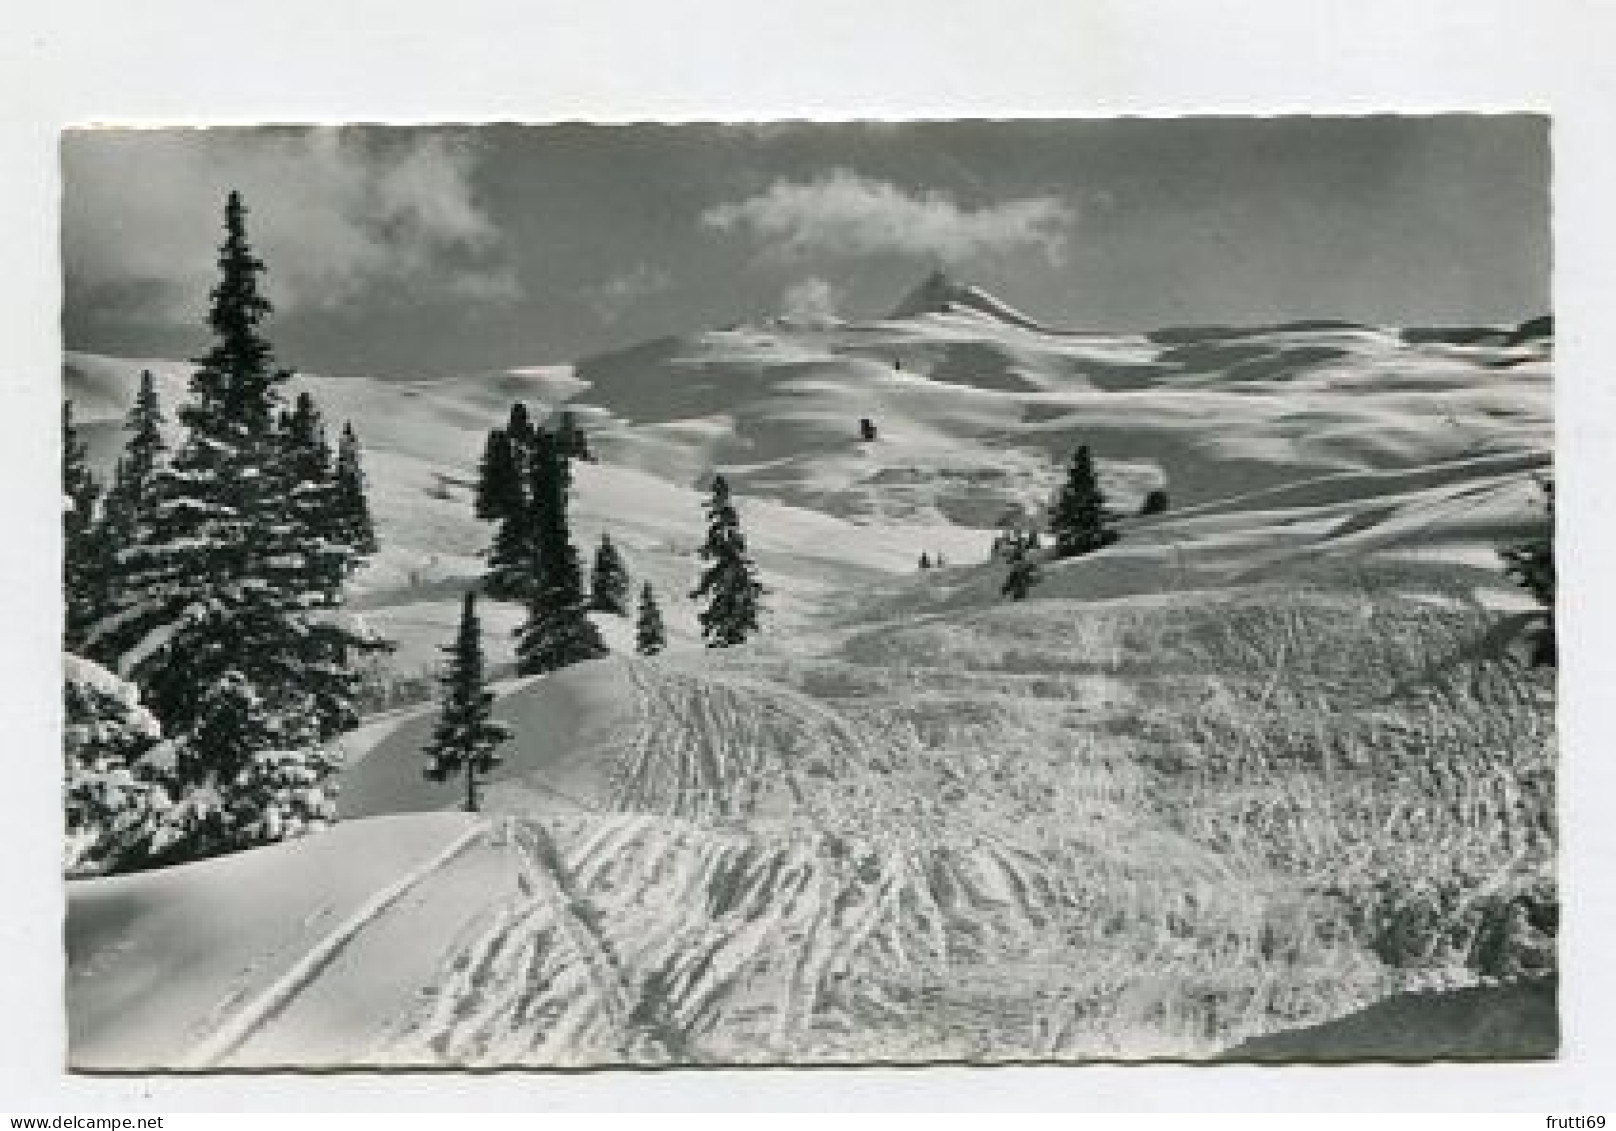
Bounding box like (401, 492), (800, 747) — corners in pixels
(3, 0), (1611, 1112)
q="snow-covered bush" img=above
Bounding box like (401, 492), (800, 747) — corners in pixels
(63, 653), (172, 875)
(148, 671), (341, 865)
(66, 655), (344, 874)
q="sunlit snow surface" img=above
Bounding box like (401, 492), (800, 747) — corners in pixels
(63, 309), (1554, 1067)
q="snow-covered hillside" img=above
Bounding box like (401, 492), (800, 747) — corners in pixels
(63, 279), (1555, 1067)
(65, 276), (1548, 661)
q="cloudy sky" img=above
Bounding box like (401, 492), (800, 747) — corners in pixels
(62, 117), (1549, 379)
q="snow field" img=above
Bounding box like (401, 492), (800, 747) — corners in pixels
(62, 302), (1553, 1065)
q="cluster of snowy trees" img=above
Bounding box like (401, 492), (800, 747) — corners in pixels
(61, 192), (384, 874)
(431, 422), (763, 810)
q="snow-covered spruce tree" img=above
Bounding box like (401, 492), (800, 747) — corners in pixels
(82, 190), (381, 854)
(62, 401), (105, 651)
(334, 422), (379, 560)
(1501, 476), (1555, 667)
(635, 581), (667, 656)
(156, 669), (342, 861)
(691, 474), (764, 648)
(474, 426), (523, 522)
(514, 429), (607, 674)
(590, 532), (631, 615)
(1000, 548), (1043, 601)
(62, 652), (171, 875)
(1049, 444), (1117, 558)
(424, 592), (512, 812)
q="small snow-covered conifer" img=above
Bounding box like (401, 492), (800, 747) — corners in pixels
(1049, 445), (1117, 558)
(590, 533), (632, 615)
(691, 475), (765, 648)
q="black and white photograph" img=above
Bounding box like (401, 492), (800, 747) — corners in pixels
(58, 116), (1555, 1071)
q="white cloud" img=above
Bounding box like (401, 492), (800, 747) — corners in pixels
(779, 277), (841, 324)
(63, 128), (519, 320)
(587, 263), (672, 324)
(702, 169), (1076, 265)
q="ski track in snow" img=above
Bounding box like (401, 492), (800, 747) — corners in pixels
(181, 821), (487, 1069)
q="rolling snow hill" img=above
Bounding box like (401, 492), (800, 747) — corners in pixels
(63, 277), (1555, 1066)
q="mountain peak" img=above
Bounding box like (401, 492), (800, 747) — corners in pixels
(887, 269), (1048, 331)
(889, 269), (962, 319)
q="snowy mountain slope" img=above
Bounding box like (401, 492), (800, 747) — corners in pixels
(64, 276), (1550, 639)
(68, 574), (1553, 1065)
(66, 811), (482, 1069)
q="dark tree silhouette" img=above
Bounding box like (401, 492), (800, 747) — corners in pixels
(590, 533), (632, 615)
(1049, 445), (1117, 558)
(425, 593), (512, 812)
(1140, 488), (1170, 517)
(691, 475), (765, 648)
(514, 431), (607, 674)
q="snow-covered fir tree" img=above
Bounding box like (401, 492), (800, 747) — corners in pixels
(1049, 444), (1117, 558)
(691, 474), (765, 648)
(635, 581), (667, 656)
(514, 430), (607, 674)
(62, 652), (170, 875)
(333, 422), (379, 561)
(159, 669), (341, 861)
(1502, 476), (1555, 667)
(424, 592), (512, 812)
(97, 370), (168, 556)
(1140, 487), (1170, 516)
(590, 533), (631, 615)
(81, 190), (382, 857)
(484, 491), (539, 601)
(62, 401), (104, 651)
